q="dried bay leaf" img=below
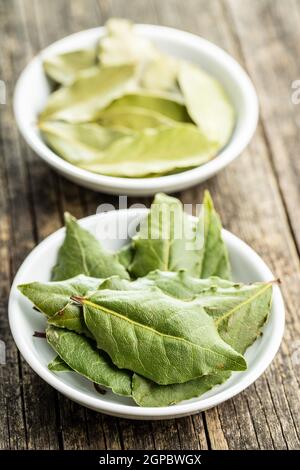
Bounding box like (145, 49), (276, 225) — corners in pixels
(39, 121), (130, 164)
(141, 55), (179, 92)
(99, 19), (179, 92)
(52, 212), (129, 281)
(106, 92), (190, 122)
(46, 326), (132, 396)
(80, 125), (218, 177)
(39, 64), (136, 123)
(99, 18), (157, 67)
(82, 288), (246, 385)
(178, 62), (235, 147)
(43, 48), (97, 85)
(97, 106), (174, 130)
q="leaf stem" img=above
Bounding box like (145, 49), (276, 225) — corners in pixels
(70, 295), (84, 304)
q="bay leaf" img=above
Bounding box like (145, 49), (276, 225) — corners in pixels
(39, 121), (129, 165)
(178, 62), (235, 147)
(144, 271), (273, 354)
(99, 270), (273, 353)
(128, 193), (204, 278)
(131, 276), (272, 406)
(97, 106), (174, 130)
(18, 274), (102, 335)
(98, 18), (158, 67)
(43, 48), (97, 85)
(39, 64), (136, 123)
(99, 19), (179, 92)
(200, 190), (231, 279)
(131, 278), (272, 406)
(82, 287), (246, 385)
(48, 355), (72, 372)
(215, 282), (273, 354)
(142, 270), (234, 300)
(105, 92), (190, 122)
(46, 326), (132, 396)
(52, 212), (129, 281)
(141, 55), (179, 92)
(132, 371), (230, 407)
(118, 243), (134, 270)
(80, 125), (218, 178)
(128, 191), (230, 278)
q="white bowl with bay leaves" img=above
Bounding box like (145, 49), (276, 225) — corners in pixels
(9, 200), (284, 420)
(14, 22), (258, 196)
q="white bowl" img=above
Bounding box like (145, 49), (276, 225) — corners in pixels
(14, 25), (258, 196)
(9, 209), (284, 420)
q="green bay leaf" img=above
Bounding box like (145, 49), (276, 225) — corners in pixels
(43, 48), (97, 85)
(142, 270), (235, 300)
(128, 191), (229, 278)
(19, 268), (271, 406)
(48, 355), (72, 372)
(200, 190), (231, 279)
(130, 274), (272, 406)
(52, 213), (129, 281)
(144, 271), (273, 354)
(39, 64), (136, 123)
(18, 274), (102, 335)
(97, 270), (273, 354)
(178, 62), (235, 147)
(129, 193), (204, 278)
(117, 243), (134, 270)
(46, 326), (132, 396)
(132, 371), (230, 407)
(82, 287), (246, 385)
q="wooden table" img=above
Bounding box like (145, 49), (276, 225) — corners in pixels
(0, 0), (300, 450)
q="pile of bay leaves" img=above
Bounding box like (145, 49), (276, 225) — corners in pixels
(38, 19), (235, 178)
(19, 192), (273, 407)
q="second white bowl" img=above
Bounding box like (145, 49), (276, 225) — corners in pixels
(14, 25), (258, 195)
(9, 209), (284, 420)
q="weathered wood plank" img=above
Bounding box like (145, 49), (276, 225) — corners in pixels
(226, 0), (300, 254)
(0, 66), (27, 449)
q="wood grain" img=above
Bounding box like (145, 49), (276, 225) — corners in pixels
(0, 0), (299, 450)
